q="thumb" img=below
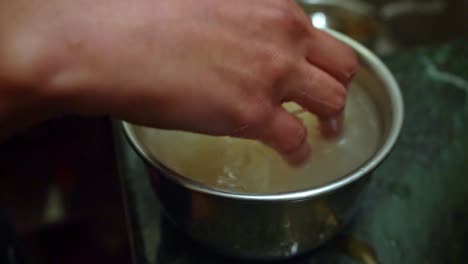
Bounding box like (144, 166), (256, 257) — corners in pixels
(259, 107), (310, 166)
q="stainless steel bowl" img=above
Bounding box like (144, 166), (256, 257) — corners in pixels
(122, 30), (404, 260)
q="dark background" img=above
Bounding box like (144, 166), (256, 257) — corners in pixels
(0, 118), (132, 264)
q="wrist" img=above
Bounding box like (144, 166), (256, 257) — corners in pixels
(0, 18), (81, 139)
(1, 20), (102, 116)
(1, 30), (62, 113)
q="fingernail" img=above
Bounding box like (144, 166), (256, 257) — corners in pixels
(343, 71), (356, 88)
(284, 142), (311, 167)
(320, 114), (344, 139)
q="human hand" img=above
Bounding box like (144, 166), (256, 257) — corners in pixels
(1, 0), (357, 164)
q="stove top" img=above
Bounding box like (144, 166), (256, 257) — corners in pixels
(113, 40), (468, 264)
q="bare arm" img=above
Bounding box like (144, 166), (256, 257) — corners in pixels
(0, 0), (66, 139)
(0, 0), (357, 163)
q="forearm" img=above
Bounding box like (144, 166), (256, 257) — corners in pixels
(0, 0), (163, 141)
(0, 0), (94, 140)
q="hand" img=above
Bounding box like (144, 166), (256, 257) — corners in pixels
(1, 0), (357, 164)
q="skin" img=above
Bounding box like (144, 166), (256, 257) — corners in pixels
(0, 0), (357, 164)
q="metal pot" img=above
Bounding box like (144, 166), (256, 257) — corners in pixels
(122, 30), (404, 260)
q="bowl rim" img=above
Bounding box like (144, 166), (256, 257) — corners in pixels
(121, 29), (404, 202)
(298, 0), (375, 16)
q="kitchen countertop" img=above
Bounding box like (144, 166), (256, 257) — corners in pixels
(114, 39), (468, 264)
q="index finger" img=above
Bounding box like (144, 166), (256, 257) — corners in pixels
(306, 29), (358, 86)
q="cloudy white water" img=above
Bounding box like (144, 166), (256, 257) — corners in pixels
(137, 83), (381, 194)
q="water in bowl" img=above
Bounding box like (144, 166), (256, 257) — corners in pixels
(136, 83), (381, 194)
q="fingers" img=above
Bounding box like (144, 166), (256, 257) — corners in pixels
(283, 62), (346, 119)
(319, 114), (344, 139)
(246, 106), (311, 166)
(282, 61), (347, 139)
(305, 29), (358, 86)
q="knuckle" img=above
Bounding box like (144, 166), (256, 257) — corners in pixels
(275, 7), (305, 32)
(269, 56), (290, 79)
(258, 48), (291, 80)
(343, 47), (359, 78)
(279, 125), (307, 154)
(233, 99), (273, 128)
(328, 86), (347, 116)
(269, 3), (306, 32)
(318, 82), (347, 118)
(337, 46), (359, 84)
(326, 104), (345, 119)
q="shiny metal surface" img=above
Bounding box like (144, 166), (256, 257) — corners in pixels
(297, 0), (381, 50)
(121, 30), (404, 259)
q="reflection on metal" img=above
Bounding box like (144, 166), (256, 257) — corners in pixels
(299, 0), (375, 15)
(312, 199), (340, 230)
(338, 236), (380, 264)
(311, 12), (328, 28)
(298, 0), (380, 50)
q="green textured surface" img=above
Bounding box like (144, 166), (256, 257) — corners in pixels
(349, 40), (468, 264)
(115, 40), (468, 264)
